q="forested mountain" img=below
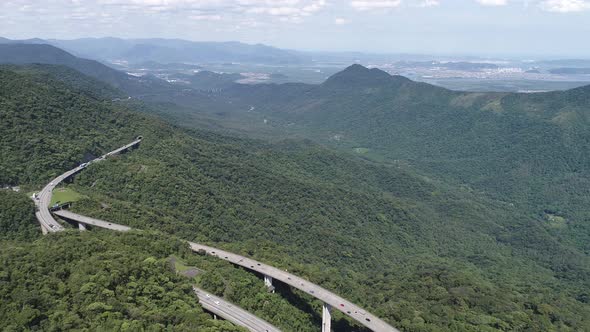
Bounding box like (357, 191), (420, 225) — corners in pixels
(0, 43), (173, 95)
(163, 64), (590, 256)
(2, 64), (590, 331)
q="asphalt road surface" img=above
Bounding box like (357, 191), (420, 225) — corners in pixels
(194, 287), (281, 332)
(189, 243), (399, 332)
(35, 137), (398, 332)
(53, 209), (132, 231)
(33, 138), (141, 233)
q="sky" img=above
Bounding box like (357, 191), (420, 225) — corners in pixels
(1, 0), (589, 57)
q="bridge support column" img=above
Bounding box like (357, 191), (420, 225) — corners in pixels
(322, 303), (331, 332)
(40, 224), (49, 235)
(78, 222), (87, 231)
(264, 275), (275, 293)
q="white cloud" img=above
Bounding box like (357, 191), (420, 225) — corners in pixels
(334, 17), (350, 24)
(190, 14), (222, 21)
(539, 0), (590, 12)
(94, 0), (326, 19)
(418, 0), (440, 7)
(350, 0), (402, 11)
(476, 0), (509, 6)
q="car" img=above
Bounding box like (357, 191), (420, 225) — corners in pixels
(365, 318), (371, 322)
(310, 290), (315, 294)
(206, 294), (211, 298)
(340, 303), (345, 307)
(214, 301), (220, 305)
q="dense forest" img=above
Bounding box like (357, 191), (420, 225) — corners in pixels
(1, 64), (590, 331)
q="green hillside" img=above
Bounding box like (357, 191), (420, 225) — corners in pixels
(0, 44), (174, 95)
(167, 64), (590, 254)
(2, 64), (590, 331)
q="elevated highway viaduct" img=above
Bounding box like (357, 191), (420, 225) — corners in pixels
(38, 139), (399, 332)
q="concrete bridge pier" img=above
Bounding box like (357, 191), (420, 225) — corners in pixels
(264, 275), (275, 293)
(78, 222), (87, 231)
(322, 303), (332, 332)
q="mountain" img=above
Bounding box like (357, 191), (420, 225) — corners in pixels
(549, 67), (590, 74)
(155, 65), (590, 255)
(0, 43), (173, 95)
(0, 37), (47, 44)
(49, 37), (308, 64)
(322, 63), (408, 88)
(2, 63), (590, 331)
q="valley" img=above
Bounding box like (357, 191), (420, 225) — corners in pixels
(1, 35), (590, 331)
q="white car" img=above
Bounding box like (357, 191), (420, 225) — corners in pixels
(214, 301), (220, 305)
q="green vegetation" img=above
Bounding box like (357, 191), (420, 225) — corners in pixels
(0, 190), (39, 241)
(0, 229), (250, 332)
(50, 187), (86, 205)
(2, 64), (590, 331)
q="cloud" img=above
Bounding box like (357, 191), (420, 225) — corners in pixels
(539, 0), (590, 12)
(190, 14), (222, 21)
(93, 0), (326, 20)
(476, 0), (509, 6)
(418, 0), (440, 7)
(350, 0), (402, 11)
(334, 17), (350, 24)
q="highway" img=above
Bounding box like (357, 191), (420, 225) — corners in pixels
(47, 209), (398, 332)
(193, 287), (281, 332)
(34, 137), (399, 332)
(32, 138), (142, 233)
(49, 209), (281, 332)
(188, 243), (398, 332)
(53, 209), (132, 231)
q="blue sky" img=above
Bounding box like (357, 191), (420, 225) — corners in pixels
(1, 0), (589, 57)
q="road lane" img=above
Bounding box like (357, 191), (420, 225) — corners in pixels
(32, 138), (142, 233)
(53, 209), (132, 231)
(189, 243), (398, 332)
(194, 287), (282, 332)
(34, 137), (399, 332)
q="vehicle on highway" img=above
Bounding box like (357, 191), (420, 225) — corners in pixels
(214, 301), (220, 305)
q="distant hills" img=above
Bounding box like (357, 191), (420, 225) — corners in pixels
(45, 37), (308, 65)
(171, 65), (590, 235)
(0, 43), (173, 95)
(2, 40), (590, 331)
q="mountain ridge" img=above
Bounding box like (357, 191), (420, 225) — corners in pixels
(0, 43), (173, 95)
(2, 61), (590, 331)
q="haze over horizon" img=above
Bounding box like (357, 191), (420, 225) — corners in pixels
(2, 0), (590, 58)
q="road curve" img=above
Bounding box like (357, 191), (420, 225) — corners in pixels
(37, 138), (399, 332)
(188, 243), (398, 332)
(32, 138), (142, 233)
(51, 210), (281, 331)
(194, 287), (281, 332)
(49, 209), (398, 332)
